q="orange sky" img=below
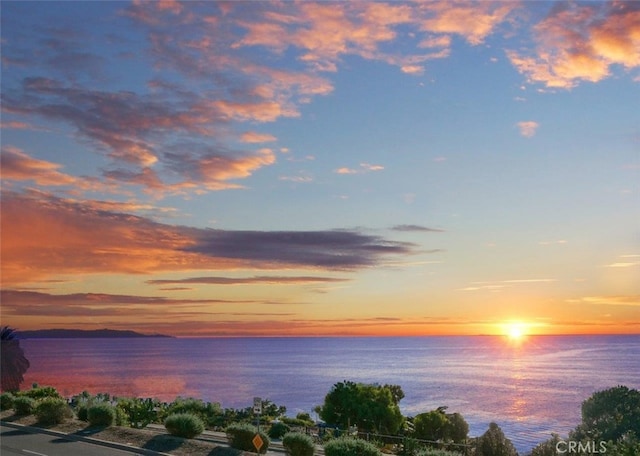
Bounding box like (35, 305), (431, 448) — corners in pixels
(1, 1), (638, 337)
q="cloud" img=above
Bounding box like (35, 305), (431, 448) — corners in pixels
(0, 289), (290, 321)
(278, 173), (314, 183)
(147, 275), (349, 286)
(335, 163), (385, 175)
(1, 191), (418, 285)
(0, 146), (113, 193)
(507, 2), (640, 88)
(229, 1), (516, 75)
(572, 295), (640, 306)
(240, 131), (277, 143)
(461, 278), (557, 291)
(417, 1), (515, 46)
(163, 146), (277, 190)
(516, 121), (539, 138)
(1, 146), (78, 187)
(392, 224), (445, 233)
(604, 262), (639, 268)
(0, 121), (48, 131)
(184, 229), (415, 269)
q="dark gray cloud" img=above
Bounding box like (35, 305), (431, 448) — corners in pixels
(148, 275), (349, 285)
(1, 289), (256, 309)
(392, 224), (444, 232)
(186, 229), (417, 269)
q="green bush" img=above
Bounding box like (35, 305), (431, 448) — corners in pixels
(13, 396), (35, 415)
(87, 403), (116, 427)
(269, 421), (291, 439)
(226, 422), (270, 454)
(0, 392), (15, 411)
(77, 403), (89, 421)
(164, 397), (222, 427)
(164, 413), (205, 438)
(115, 404), (128, 426)
(416, 450), (463, 456)
(35, 397), (72, 425)
(117, 397), (158, 428)
(21, 385), (61, 400)
(324, 438), (382, 456)
(282, 432), (315, 456)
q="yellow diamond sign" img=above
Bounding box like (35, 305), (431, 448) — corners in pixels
(252, 433), (264, 452)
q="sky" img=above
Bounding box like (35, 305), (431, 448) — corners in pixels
(1, 0), (638, 337)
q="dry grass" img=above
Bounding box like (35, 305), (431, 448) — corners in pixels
(0, 410), (245, 455)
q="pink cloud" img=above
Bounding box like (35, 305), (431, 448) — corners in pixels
(0, 121), (48, 131)
(240, 131), (277, 143)
(508, 2), (640, 88)
(417, 1), (515, 45)
(516, 121), (539, 138)
(0, 146), (115, 193)
(335, 163), (385, 175)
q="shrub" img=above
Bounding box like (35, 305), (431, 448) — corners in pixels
(35, 397), (72, 425)
(226, 422), (270, 454)
(115, 404), (128, 426)
(13, 396), (35, 415)
(269, 421), (291, 439)
(475, 422), (517, 456)
(416, 450), (463, 456)
(282, 432), (315, 456)
(118, 397), (158, 428)
(21, 385), (61, 400)
(0, 392), (15, 411)
(77, 403), (90, 421)
(87, 403), (116, 427)
(324, 438), (382, 456)
(164, 413), (205, 438)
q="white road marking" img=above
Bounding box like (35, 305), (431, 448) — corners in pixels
(22, 450), (48, 456)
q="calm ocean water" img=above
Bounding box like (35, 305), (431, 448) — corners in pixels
(19, 335), (640, 453)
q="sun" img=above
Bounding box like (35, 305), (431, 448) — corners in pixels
(503, 321), (528, 341)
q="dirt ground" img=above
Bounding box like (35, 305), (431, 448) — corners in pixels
(0, 410), (246, 455)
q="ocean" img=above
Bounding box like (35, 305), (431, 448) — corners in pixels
(18, 335), (640, 453)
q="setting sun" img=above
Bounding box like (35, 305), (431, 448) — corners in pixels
(503, 321), (529, 340)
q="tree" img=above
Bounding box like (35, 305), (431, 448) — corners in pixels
(446, 412), (469, 444)
(414, 410), (449, 442)
(530, 433), (562, 456)
(475, 422), (518, 456)
(413, 409), (468, 445)
(571, 385), (640, 442)
(318, 381), (405, 434)
(1, 326), (30, 392)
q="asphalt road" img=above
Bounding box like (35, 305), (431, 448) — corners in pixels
(0, 423), (146, 456)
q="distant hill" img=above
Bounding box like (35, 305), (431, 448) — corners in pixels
(17, 329), (174, 339)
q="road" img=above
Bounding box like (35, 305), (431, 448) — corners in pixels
(0, 423), (147, 456)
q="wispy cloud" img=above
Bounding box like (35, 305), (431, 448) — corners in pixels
(0, 121), (48, 131)
(461, 278), (557, 292)
(335, 163), (385, 175)
(392, 224), (445, 233)
(516, 121), (539, 138)
(603, 254), (640, 268)
(147, 275), (348, 286)
(569, 295), (640, 307)
(1, 146), (113, 193)
(240, 131), (277, 143)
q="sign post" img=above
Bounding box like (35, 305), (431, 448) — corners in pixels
(253, 396), (262, 431)
(253, 397), (263, 454)
(252, 433), (264, 454)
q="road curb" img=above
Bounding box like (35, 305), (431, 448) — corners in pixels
(1, 420), (171, 455)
